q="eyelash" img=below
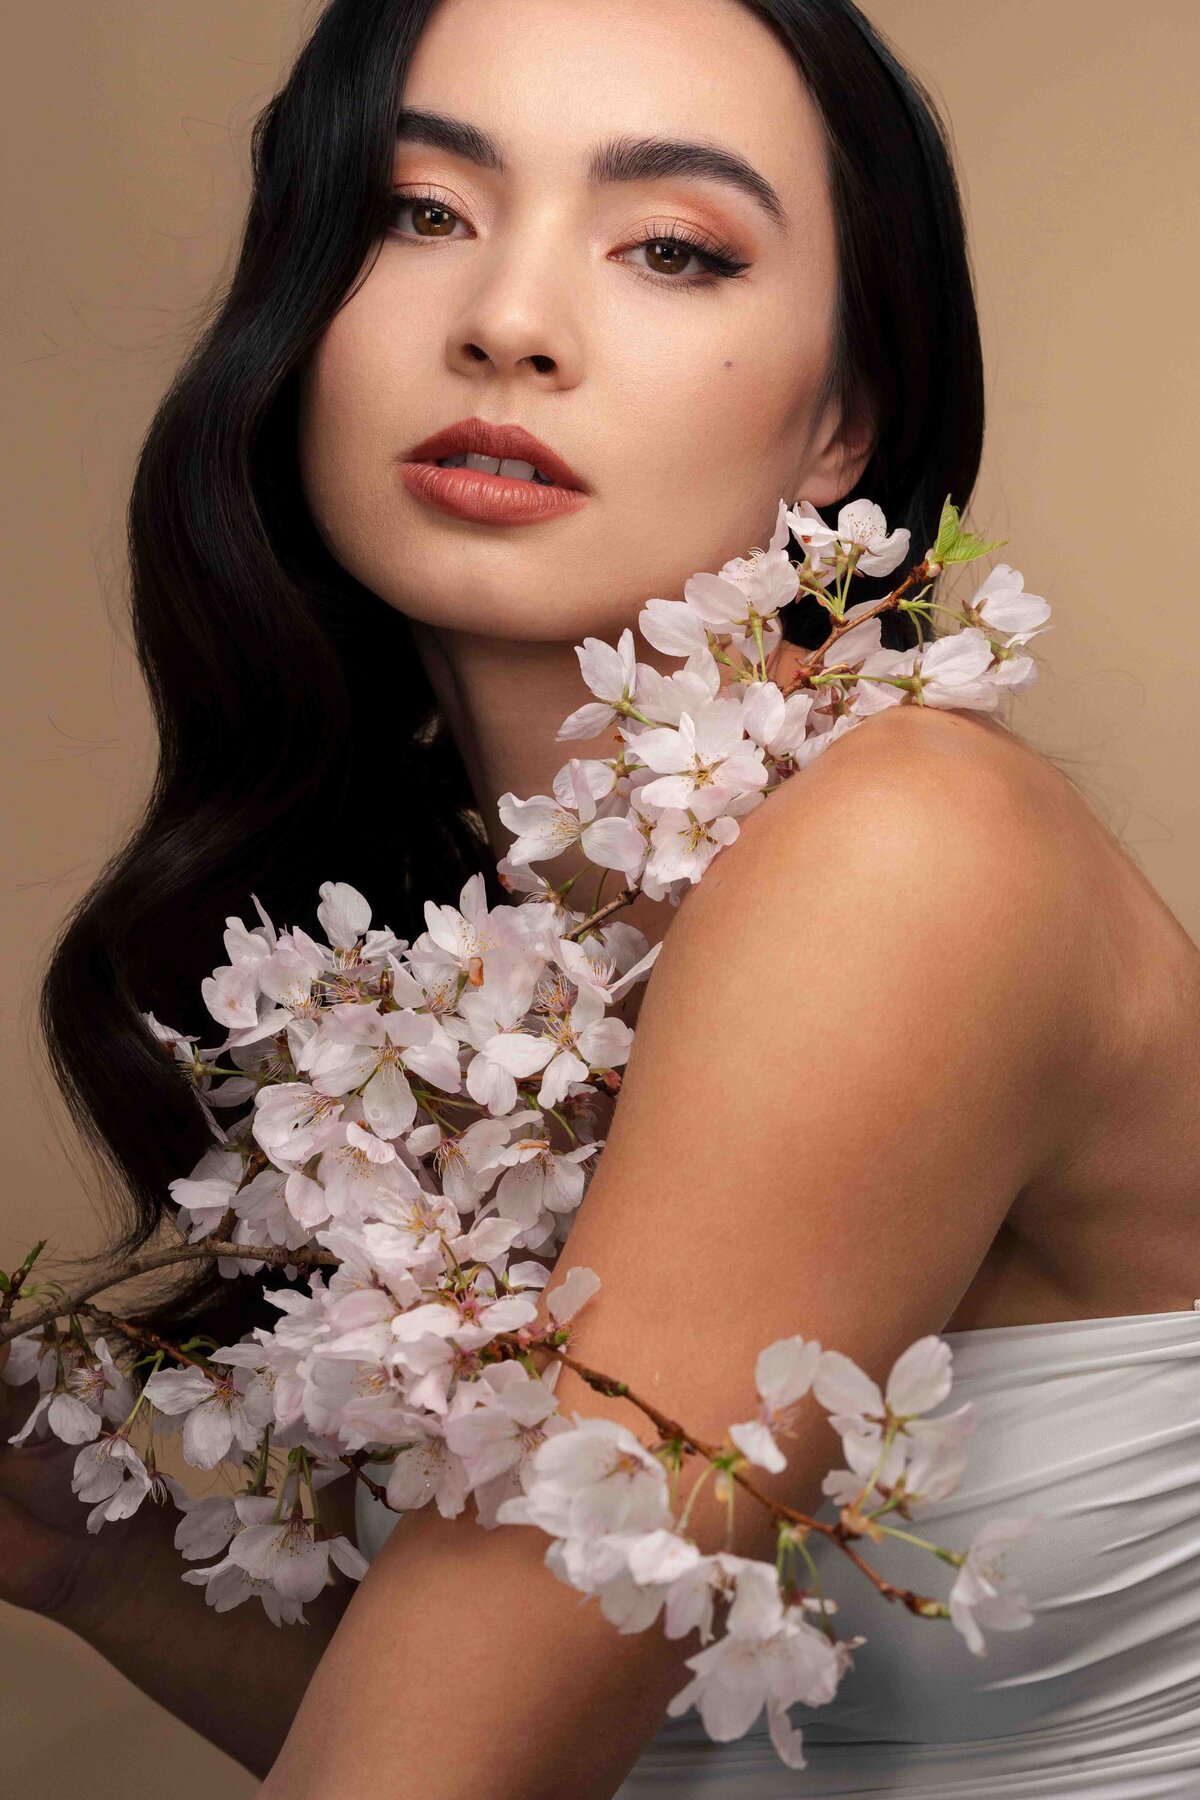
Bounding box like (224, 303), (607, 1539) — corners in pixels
(385, 187), (751, 290)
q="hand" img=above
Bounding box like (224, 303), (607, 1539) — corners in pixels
(0, 1338), (107, 1621)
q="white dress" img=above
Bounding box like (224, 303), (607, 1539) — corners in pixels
(355, 1307), (1200, 1797)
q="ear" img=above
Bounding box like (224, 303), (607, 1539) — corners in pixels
(793, 388), (878, 512)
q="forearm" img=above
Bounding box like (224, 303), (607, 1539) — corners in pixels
(58, 1497), (355, 1780)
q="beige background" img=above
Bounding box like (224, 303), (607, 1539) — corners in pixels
(3, 2), (1198, 1790)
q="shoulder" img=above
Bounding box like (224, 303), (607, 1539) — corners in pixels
(597, 710), (1089, 1246)
(663, 705), (1082, 1041)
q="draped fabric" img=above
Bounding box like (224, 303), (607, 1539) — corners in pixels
(356, 1308), (1200, 1797)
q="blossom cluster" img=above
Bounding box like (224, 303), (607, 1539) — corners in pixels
(2, 493), (1050, 1771)
(503, 495), (1049, 899)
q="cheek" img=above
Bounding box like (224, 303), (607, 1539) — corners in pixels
(297, 293), (402, 538)
(601, 315), (829, 585)
(611, 293), (829, 506)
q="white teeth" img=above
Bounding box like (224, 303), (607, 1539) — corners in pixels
(434, 452), (556, 484)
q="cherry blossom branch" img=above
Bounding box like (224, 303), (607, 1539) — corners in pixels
(563, 885), (641, 940)
(8, 1251), (946, 1616)
(76, 1302), (212, 1371)
(0, 1238), (48, 1329)
(339, 1452), (392, 1506)
(540, 1344), (948, 1620)
(784, 557), (934, 688)
(65, 1297), (390, 1515)
(0, 1239), (339, 1349)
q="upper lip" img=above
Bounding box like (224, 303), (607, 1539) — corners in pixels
(403, 417), (587, 491)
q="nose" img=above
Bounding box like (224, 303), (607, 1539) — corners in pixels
(444, 225), (584, 388)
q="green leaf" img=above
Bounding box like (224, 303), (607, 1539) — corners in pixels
(927, 495), (1007, 567)
(18, 1240), (48, 1276)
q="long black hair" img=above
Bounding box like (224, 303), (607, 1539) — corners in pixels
(38, 0), (984, 1345)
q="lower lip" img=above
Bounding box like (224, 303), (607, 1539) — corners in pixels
(398, 461), (589, 525)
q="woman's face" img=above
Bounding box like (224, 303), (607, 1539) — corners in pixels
(298, 0), (867, 645)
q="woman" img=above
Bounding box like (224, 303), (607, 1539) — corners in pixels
(6, 0), (1200, 1792)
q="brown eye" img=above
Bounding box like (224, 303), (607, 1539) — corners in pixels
(642, 239), (697, 277)
(409, 201), (457, 237)
(617, 222), (751, 290)
(387, 191), (465, 239)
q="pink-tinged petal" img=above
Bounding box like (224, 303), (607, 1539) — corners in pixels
(580, 815), (646, 874)
(767, 1702), (809, 1770)
(811, 1350), (882, 1418)
(991, 654), (1038, 688)
(627, 1530), (704, 1586)
(918, 628), (993, 684)
(385, 1442), (442, 1509)
(201, 963), (261, 1029)
(627, 725), (692, 775)
(557, 700), (619, 740)
(546, 1266), (602, 1324)
(682, 571), (748, 630)
(316, 881), (371, 949)
(823, 616), (883, 668)
(576, 1017), (634, 1067)
(755, 1337), (822, 1411)
(639, 773), (698, 810)
(537, 1049), (588, 1109)
(327, 1535), (370, 1582)
(741, 681), (785, 748)
(638, 599), (709, 657)
(575, 635), (630, 702)
(465, 1054), (516, 1118)
(484, 1031), (556, 1077)
(728, 1419), (786, 1473)
(182, 1402), (234, 1470)
(884, 1336), (952, 1416)
(361, 1063), (417, 1139)
(47, 1394), (103, 1445)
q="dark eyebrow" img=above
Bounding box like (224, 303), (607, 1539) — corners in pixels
(394, 107), (788, 233)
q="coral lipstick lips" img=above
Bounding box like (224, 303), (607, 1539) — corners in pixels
(399, 415), (590, 525)
(398, 459), (590, 524)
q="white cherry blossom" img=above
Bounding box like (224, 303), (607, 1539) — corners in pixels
(787, 497), (911, 579)
(948, 1515), (1041, 1655)
(625, 697), (768, 813)
(181, 1553), (308, 1625)
(912, 628), (1002, 712)
(71, 1433), (155, 1531)
(557, 627), (640, 740)
(483, 979), (633, 1113)
(969, 564), (1051, 644)
(728, 1335), (822, 1473)
(224, 1494), (368, 1601)
(414, 871), (530, 980)
(142, 1363), (269, 1470)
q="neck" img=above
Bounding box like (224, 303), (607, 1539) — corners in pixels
(407, 617), (806, 954)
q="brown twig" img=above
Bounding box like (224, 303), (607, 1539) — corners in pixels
(782, 559), (933, 689)
(339, 1453), (392, 1507)
(0, 1239), (339, 1349)
(564, 885), (640, 941)
(547, 1346), (945, 1619)
(77, 1303), (212, 1371)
